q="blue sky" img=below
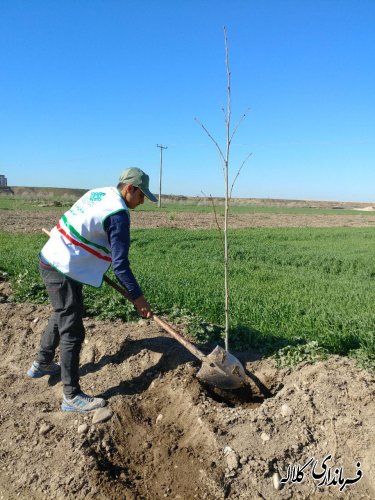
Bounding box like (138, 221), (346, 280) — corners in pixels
(1, 0), (374, 201)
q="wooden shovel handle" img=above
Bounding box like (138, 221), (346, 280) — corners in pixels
(152, 314), (205, 361)
(103, 275), (133, 302)
(103, 275), (205, 361)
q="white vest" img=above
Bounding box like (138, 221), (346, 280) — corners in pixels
(41, 187), (129, 287)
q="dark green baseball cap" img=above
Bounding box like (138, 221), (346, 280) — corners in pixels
(119, 167), (157, 202)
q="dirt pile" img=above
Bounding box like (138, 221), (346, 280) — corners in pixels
(0, 286), (374, 499)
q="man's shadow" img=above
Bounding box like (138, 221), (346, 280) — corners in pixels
(75, 332), (274, 401)
(79, 335), (197, 400)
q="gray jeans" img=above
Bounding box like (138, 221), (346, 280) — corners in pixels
(37, 262), (85, 398)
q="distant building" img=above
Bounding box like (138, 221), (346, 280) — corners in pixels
(0, 175), (13, 194)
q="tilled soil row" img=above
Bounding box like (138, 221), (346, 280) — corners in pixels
(2, 208), (375, 233)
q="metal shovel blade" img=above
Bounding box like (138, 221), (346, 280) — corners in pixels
(196, 345), (247, 390)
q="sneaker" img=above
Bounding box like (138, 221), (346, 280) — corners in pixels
(27, 360), (61, 378)
(61, 392), (106, 413)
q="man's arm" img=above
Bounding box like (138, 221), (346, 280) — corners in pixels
(104, 211), (151, 317)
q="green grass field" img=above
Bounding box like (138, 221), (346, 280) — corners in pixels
(138, 204), (372, 216)
(1, 227), (375, 370)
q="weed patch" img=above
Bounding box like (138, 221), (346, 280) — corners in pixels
(272, 340), (329, 368)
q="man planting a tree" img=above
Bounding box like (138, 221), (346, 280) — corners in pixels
(27, 167), (157, 412)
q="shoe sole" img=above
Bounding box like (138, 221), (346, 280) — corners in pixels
(27, 369), (44, 378)
(61, 402), (104, 413)
(27, 369), (61, 378)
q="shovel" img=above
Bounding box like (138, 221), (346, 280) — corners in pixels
(103, 275), (247, 390)
(42, 228), (248, 390)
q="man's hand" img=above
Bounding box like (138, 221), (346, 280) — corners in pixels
(133, 295), (152, 319)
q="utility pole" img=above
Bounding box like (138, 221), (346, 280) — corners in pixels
(156, 144), (168, 208)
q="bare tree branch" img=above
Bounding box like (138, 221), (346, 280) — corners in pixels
(230, 107), (250, 144)
(221, 106), (228, 125)
(229, 152), (252, 200)
(194, 117), (226, 164)
(201, 191), (224, 241)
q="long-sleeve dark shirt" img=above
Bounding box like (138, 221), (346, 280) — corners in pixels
(104, 210), (143, 300)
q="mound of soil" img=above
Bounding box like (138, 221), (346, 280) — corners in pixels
(0, 284), (374, 498)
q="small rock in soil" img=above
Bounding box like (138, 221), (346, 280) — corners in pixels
(78, 423), (89, 435)
(92, 407), (113, 424)
(281, 403), (294, 417)
(87, 347), (95, 363)
(260, 432), (270, 442)
(39, 423), (53, 436)
(226, 451), (239, 470)
(156, 414), (163, 424)
(272, 472), (282, 490)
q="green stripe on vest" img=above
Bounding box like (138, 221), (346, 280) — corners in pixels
(61, 214), (111, 255)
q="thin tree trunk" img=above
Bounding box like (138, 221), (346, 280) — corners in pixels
(224, 27), (231, 352)
(224, 163), (229, 352)
(196, 27), (251, 353)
